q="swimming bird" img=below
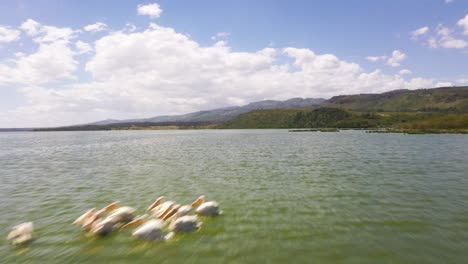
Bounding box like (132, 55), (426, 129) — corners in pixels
(7, 222), (34, 245)
(161, 204), (192, 221)
(125, 216), (174, 241)
(191, 195), (221, 216)
(106, 206), (136, 224)
(168, 215), (201, 233)
(73, 208), (97, 226)
(74, 201), (121, 228)
(75, 202), (135, 236)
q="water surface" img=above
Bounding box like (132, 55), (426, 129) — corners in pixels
(0, 130), (467, 263)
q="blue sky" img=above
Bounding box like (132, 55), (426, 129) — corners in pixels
(0, 0), (467, 127)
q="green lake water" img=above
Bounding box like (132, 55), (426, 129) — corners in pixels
(0, 130), (467, 263)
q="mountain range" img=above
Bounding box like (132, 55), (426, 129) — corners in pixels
(87, 97), (326, 125)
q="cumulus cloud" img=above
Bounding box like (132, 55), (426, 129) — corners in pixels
(366, 55), (387, 62)
(429, 25), (467, 49)
(0, 40), (78, 85)
(411, 26), (429, 38)
(84, 22), (107, 32)
(123, 23), (137, 33)
(412, 15), (468, 50)
(399, 69), (412, 75)
(0, 22), (445, 127)
(75, 40), (92, 54)
(20, 19), (76, 43)
(457, 14), (468, 35)
(211, 32), (230, 40)
(0, 25), (21, 43)
(137, 3), (162, 18)
(0, 20), (78, 86)
(386, 50), (406, 67)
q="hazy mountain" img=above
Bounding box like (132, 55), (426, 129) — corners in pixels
(87, 98), (326, 125)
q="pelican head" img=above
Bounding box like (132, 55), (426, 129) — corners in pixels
(121, 214), (149, 228)
(146, 196), (165, 212)
(191, 195), (205, 208)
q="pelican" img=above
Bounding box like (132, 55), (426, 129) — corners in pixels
(106, 206), (136, 224)
(7, 222), (34, 245)
(168, 215), (201, 233)
(191, 195), (221, 216)
(90, 217), (115, 236)
(126, 216), (173, 241)
(73, 208), (97, 226)
(74, 202), (135, 236)
(74, 201), (121, 228)
(162, 204), (192, 221)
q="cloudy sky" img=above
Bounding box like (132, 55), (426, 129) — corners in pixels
(0, 0), (467, 127)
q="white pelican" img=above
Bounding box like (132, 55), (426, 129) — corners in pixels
(168, 215), (201, 233)
(73, 208), (97, 226)
(161, 204), (192, 221)
(191, 195), (221, 216)
(7, 222), (34, 245)
(74, 202), (135, 236)
(126, 217), (174, 241)
(86, 206), (136, 235)
(90, 217), (115, 236)
(106, 206), (136, 224)
(74, 201), (121, 228)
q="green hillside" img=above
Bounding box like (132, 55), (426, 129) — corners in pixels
(223, 107), (468, 130)
(223, 109), (305, 129)
(325, 86), (468, 112)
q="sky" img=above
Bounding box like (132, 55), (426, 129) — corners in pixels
(0, 0), (467, 127)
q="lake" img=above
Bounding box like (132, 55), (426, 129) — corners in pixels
(0, 130), (467, 263)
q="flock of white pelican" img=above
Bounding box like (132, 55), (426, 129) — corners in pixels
(7, 195), (221, 245)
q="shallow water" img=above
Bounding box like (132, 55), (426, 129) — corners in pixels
(0, 130), (467, 263)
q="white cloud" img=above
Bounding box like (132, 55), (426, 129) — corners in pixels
(366, 55), (387, 62)
(430, 25), (467, 49)
(411, 26), (429, 38)
(0, 20), (78, 86)
(413, 16), (468, 50)
(75, 40), (92, 54)
(457, 14), (468, 35)
(20, 19), (76, 43)
(20, 19), (41, 36)
(84, 22), (107, 32)
(386, 50), (406, 67)
(0, 25), (21, 43)
(399, 69), (412, 75)
(0, 40), (78, 86)
(211, 32), (230, 40)
(0, 22), (445, 127)
(124, 23), (137, 33)
(137, 3), (162, 18)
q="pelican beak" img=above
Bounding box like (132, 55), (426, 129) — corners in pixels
(83, 213), (102, 230)
(191, 195), (205, 208)
(102, 201), (121, 212)
(121, 215), (148, 228)
(157, 203), (176, 219)
(146, 196), (165, 212)
(73, 208), (96, 225)
(162, 205), (180, 221)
